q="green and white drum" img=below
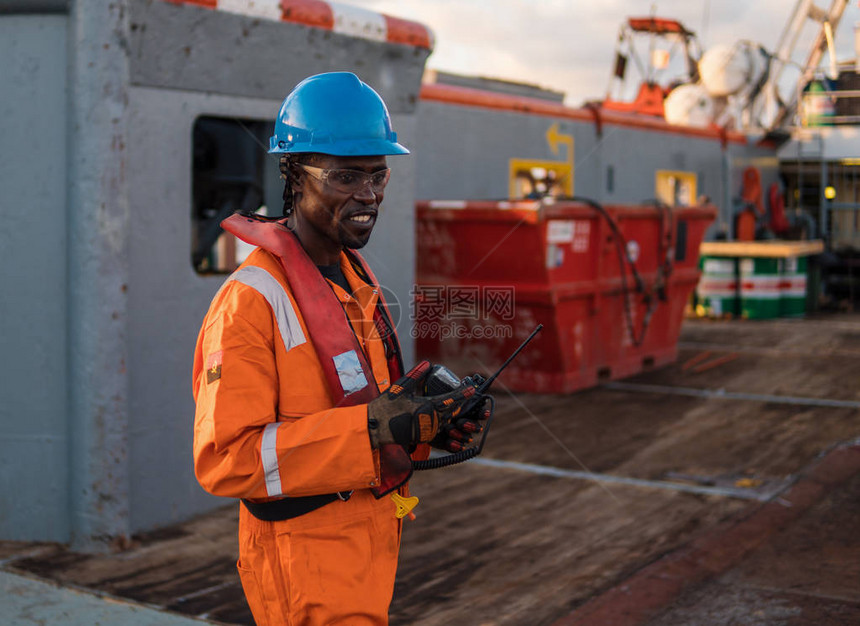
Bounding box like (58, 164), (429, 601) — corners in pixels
(739, 257), (781, 319)
(780, 256), (808, 317)
(697, 257), (738, 317)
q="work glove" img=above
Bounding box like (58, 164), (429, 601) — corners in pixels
(367, 361), (477, 451)
(429, 394), (491, 453)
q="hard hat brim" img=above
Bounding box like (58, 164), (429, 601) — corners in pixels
(268, 137), (410, 156)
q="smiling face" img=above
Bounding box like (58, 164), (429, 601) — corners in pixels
(289, 153), (388, 266)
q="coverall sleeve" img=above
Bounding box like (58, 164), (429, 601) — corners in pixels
(192, 283), (380, 500)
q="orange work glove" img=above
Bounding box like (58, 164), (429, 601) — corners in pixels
(368, 361), (476, 450)
(429, 395), (492, 453)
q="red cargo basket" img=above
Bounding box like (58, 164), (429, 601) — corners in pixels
(414, 199), (716, 393)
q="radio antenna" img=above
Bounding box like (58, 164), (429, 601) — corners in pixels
(477, 324), (543, 393)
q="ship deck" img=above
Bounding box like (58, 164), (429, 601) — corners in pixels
(3, 313), (860, 625)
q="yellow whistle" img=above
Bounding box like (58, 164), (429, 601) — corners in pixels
(390, 493), (419, 520)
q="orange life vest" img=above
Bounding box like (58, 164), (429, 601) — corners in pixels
(221, 213), (414, 503)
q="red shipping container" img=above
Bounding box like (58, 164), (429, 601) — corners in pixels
(414, 200), (716, 393)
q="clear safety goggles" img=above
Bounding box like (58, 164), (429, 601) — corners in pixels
(297, 164), (391, 195)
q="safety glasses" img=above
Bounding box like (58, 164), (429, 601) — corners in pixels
(297, 164), (391, 195)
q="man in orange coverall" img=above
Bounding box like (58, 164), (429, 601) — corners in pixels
(192, 72), (486, 625)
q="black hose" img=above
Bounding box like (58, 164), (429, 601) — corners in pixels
(569, 196), (649, 346)
(412, 447), (479, 470)
(561, 196), (675, 347)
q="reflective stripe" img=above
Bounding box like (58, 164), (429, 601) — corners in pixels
(230, 266), (307, 352)
(261, 422), (282, 497)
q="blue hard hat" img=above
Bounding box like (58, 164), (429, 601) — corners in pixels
(268, 72), (409, 156)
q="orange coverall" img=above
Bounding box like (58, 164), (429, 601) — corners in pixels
(193, 246), (413, 625)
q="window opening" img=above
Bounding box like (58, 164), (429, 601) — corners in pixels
(192, 116), (281, 274)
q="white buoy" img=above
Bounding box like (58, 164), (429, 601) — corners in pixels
(664, 83), (715, 127)
(699, 43), (754, 97)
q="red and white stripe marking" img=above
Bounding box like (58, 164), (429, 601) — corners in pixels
(163, 0), (434, 49)
(740, 275), (782, 299)
(780, 275), (807, 297)
(698, 277), (738, 298)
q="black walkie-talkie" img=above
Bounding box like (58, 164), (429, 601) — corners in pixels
(413, 324), (543, 470)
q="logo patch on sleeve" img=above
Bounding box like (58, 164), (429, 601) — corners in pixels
(206, 350), (223, 384)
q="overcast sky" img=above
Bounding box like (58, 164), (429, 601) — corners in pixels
(343, 0), (859, 105)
